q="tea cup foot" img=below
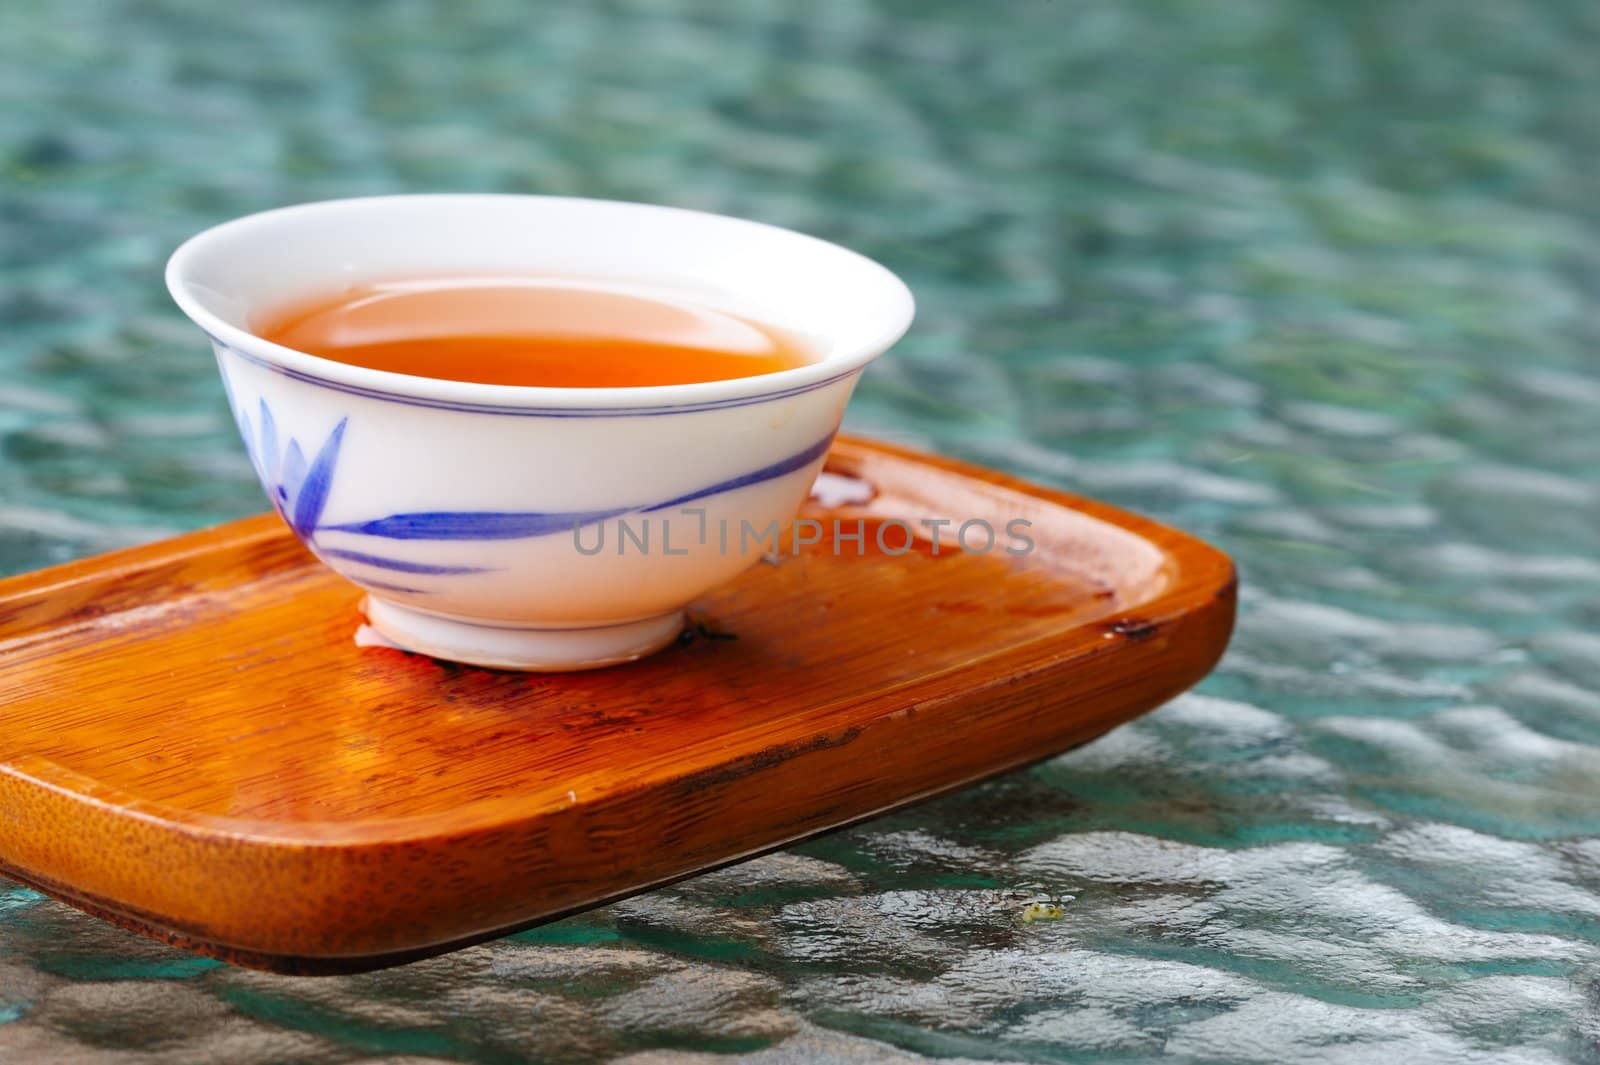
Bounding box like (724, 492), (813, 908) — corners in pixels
(363, 598), (685, 672)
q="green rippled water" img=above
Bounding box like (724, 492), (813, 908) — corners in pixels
(2, 0), (1599, 1061)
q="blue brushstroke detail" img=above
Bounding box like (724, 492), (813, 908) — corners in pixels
(324, 432), (834, 542)
(645, 433), (832, 512)
(258, 399), (278, 484)
(355, 578), (432, 595)
(282, 440), (307, 504)
(231, 398), (348, 541)
(291, 417), (347, 538)
(319, 547), (492, 575)
(328, 507), (632, 541)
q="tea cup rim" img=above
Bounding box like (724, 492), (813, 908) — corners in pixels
(166, 193), (915, 412)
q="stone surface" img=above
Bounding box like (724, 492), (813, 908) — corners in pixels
(2, 0), (1599, 1060)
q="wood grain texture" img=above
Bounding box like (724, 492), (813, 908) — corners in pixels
(0, 436), (1235, 973)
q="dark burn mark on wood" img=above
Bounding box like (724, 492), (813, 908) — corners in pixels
(674, 727), (864, 796)
(1104, 616), (1159, 641)
(679, 618), (737, 645)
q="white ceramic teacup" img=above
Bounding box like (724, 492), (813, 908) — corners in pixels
(166, 195), (913, 670)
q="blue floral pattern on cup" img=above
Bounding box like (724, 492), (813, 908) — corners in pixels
(229, 394), (833, 583)
(237, 398), (347, 542)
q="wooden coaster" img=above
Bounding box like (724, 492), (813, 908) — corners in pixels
(0, 436), (1235, 973)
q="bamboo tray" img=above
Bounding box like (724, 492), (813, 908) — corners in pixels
(0, 436), (1235, 974)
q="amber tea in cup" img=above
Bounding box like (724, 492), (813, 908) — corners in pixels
(255, 279), (817, 387)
